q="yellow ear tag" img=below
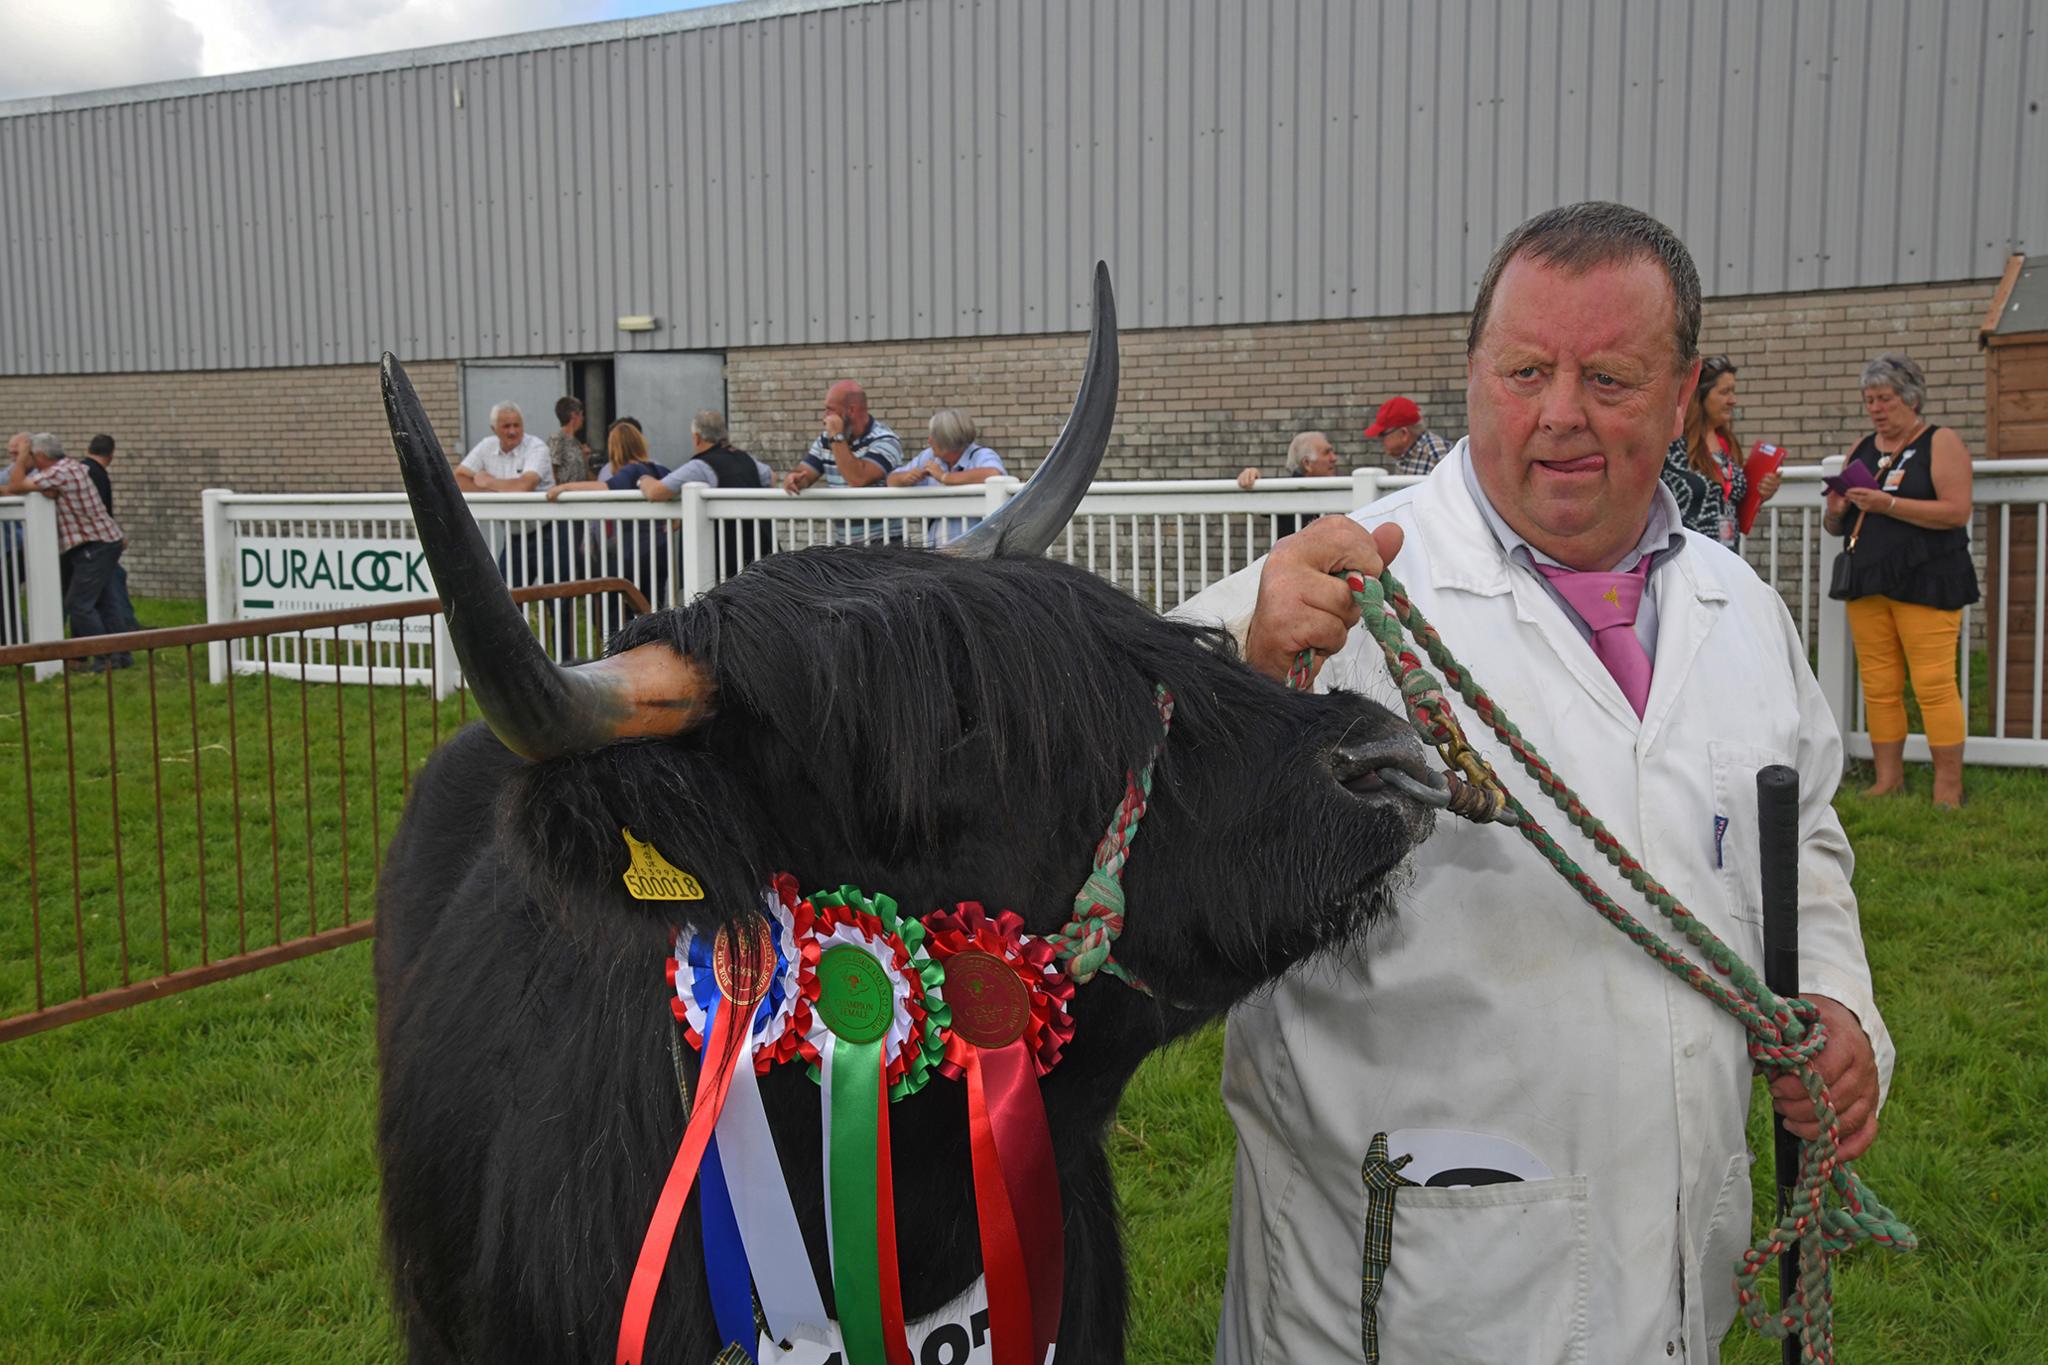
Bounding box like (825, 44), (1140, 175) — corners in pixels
(620, 828), (705, 901)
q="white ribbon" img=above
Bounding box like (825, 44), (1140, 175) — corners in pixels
(717, 1046), (831, 1342)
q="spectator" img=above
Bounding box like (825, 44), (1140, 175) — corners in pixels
(885, 408), (1009, 545)
(81, 434), (139, 643)
(1, 433), (28, 643)
(1825, 352), (1978, 808)
(639, 410), (776, 579)
(455, 402), (553, 493)
(1236, 430), (1339, 489)
(548, 397), (594, 486)
(781, 380), (902, 493)
(1364, 396), (1452, 475)
(1660, 356), (1780, 548)
(3, 432), (139, 669)
(546, 421), (672, 638)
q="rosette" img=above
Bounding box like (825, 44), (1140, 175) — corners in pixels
(617, 883), (820, 1365)
(923, 904), (1073, 1365)
(792, 886), (947, 1365)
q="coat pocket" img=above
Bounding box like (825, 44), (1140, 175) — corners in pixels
(1708, 739), (1795, 927)
(1374, 1174), (1591, 1364)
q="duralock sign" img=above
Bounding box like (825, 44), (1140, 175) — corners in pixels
(236, 536), (434, 638)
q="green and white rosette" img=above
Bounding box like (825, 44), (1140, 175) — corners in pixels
(793, 886), (947, 1365)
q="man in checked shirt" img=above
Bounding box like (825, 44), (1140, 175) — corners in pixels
(4, 431), (140, 670)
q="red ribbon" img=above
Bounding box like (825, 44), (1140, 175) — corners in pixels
(874, 1056), (915, 1365)
(967, 1040), (1063, 1365)
(616, 998), (749, 1365)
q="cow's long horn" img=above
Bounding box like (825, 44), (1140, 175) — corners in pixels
(942, 261), (1118, 558)
(380, 355), (710, 761)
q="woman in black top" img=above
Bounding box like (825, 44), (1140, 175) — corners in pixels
(1824, 352), (1978, 806)
(1659, 355), (1781, 548)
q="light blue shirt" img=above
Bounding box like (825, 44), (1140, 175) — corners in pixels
(901, 444), (1007, 544)
(1460, 451), (1686, 656)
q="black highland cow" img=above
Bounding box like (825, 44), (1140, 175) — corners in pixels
(375, 268), (1434, 1363)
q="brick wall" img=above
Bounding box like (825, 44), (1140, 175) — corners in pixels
(0, 361), (459, 598)
(729, 278), (1998, 482)
(1, 276), (1998, 600)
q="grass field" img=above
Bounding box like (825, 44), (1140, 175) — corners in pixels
(2, 599), (2045, 1362)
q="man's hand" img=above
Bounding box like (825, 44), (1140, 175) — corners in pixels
(821, 414), (847, 441)
(783, 465), (818, 496)
(1242, 516), (1404, 683)
(453, 466), (482, 492)
(1236, 467), (1260, 490)
(1768, 994), (1880, 1160)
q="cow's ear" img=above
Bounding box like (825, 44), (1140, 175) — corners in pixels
(496, 742), (772, 936)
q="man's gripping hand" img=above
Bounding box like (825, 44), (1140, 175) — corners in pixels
(1243, 516), (1404, 684)
(1769, 995), (1881, 1161)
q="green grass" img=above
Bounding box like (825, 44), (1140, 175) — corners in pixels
(2, 605), (2044, 1361)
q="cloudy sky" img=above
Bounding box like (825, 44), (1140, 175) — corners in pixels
(0, 0), (729, 102)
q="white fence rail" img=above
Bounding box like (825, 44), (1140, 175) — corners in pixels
(194, 463), (2048, 767)
(0, 495), (66, 680)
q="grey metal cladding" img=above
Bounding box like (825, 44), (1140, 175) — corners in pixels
(0, 0), (2043, 376)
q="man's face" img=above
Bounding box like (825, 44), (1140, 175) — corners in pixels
(1465, 255), (1698, 570)
(493, 412), (524, 450)
(823, 388), (868, 435)
(6, 436), (27, 466)
(1301, 436), (1338, 477)
(1379, 426), (1417, 461)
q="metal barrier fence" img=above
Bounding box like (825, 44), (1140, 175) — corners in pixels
(0, 578), (648, 1042)
(198, 463), (2048, 766)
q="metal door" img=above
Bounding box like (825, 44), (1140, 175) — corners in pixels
(614, 353), (727, 468)
(459, 360), (571, 452)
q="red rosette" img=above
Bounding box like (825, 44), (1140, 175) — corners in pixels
(923, 903), (1075, 1082)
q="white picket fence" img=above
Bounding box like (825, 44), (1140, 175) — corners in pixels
(0, 495), (65, 680)
(171, 460), (2048, 770)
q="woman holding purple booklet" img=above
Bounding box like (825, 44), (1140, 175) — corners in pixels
(1825, 352), (1979, 807)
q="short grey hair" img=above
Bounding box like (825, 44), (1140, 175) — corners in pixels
(29, 432), (64, 459)
(928, 408), (978, 453)
(1860, 352), (1927, 412)
(1468, 200), (1702, 370)
(1284, 430), (1332, 475)
(691, 408), (728, 446)
(489, 401), (523, 426)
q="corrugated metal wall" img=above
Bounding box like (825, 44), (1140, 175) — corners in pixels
(3, 0), (2044, 376)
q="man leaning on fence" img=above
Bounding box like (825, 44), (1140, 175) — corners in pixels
(4, 431), (140, 670)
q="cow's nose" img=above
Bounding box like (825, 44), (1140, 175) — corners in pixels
(1327, 726), (1434, 797)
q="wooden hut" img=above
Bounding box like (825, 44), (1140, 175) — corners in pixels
(1981, 255), (2048, 739)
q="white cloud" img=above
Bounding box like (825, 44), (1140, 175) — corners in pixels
(0, 0), (206, 100)
(0, 0), (621, 101)
(170, 0), (600, 82)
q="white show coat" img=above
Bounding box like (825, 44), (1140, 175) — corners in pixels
(1180, 445), (1893, 1364)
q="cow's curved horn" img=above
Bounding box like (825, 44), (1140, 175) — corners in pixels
(380, 355), (710, 761)
(942, 262), (1118, 558)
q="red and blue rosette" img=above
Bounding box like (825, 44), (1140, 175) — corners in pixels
(923, 904), (1074, 1365)
(617, 881), (814, 1365)
(794, 886), (947, 1365)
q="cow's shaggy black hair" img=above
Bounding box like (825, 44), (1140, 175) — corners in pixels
(378, 546), (1427, 1364)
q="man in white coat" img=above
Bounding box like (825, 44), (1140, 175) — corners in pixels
(1183, 202), (1892, 1362)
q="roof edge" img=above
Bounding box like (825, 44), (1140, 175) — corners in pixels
(0, 0), (886, 118)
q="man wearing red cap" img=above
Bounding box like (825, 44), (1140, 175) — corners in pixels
(1363, 395), (1451, 476)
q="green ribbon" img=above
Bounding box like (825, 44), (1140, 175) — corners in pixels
(826, 1032), (888, 1365)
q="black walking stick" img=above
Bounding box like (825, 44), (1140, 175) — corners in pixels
(1757, 765), (1802, 1365)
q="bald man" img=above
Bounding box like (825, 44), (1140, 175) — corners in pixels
(781, 380), (904, 494)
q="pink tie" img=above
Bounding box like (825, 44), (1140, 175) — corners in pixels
(1536, 557), (1655, 717)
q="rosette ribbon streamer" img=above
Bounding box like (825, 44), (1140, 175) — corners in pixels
(925, 905), (1074, 1365)
(617, 908), (782, 1365)
(799, 887), (948, 1365)
(672, 879), (828, 1357)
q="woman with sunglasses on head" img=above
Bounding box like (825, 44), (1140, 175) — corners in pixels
(1659, 355), (1782, 549)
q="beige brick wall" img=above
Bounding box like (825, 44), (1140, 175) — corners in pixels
(730, 277), (1997, 482)
(0, 361), (459, 598)
(1, 276), (1998, 600)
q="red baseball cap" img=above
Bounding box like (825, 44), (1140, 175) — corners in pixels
(1363, 396), (1422, 438)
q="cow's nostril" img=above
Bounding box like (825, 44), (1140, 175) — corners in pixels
(1329, 731), (1432, 790)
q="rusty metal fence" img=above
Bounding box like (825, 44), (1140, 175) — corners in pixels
(0, 578), (647, 1043)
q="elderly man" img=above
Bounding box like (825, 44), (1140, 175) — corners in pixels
(4, 431), (140, 669)
(1235, 429), (1339, 489)
(638, 410), (777, 580)
(1364, 395), (1453, 475)
(455, 402), (553, 492)
(1184, 203), (1890, 1361)
(781, 380), (903, 494)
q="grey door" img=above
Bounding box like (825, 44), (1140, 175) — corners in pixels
(460, 360), (571, 452)
(615, 352), (727, 468)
